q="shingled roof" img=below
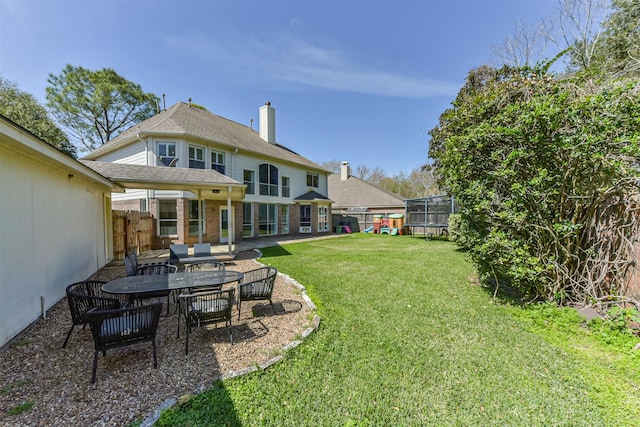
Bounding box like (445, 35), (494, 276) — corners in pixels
(328, 173), (405, 210)
(80, 160), (245, 200)
(83, 102), (328, 173)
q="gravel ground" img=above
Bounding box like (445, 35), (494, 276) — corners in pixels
(0, 251), (315, 426)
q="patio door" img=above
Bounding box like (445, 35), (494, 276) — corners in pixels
(219, 206), (234, 243)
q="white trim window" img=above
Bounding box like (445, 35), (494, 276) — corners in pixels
(280, 204), (289, 235)
(244, 169), (255, 195)
(259, 163), (279, 197)
(282, 176), (290, 198)
(212, 151), (225, 174)
(189, 145), (205, 169)
(318, 205), (329, 232)
(158, 199), (177, 236)
(258, 203), (277, 236)
(157, 142), (177, 166)
(188, 200), (206, 235)
(242, 202), (253, 237)
(307, 172), (319, 188)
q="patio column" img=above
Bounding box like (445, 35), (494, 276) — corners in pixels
(197, 189), (203, 244)
(227, 186), (233, 254)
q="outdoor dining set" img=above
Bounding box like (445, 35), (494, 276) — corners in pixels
(62, 249), (278, 384)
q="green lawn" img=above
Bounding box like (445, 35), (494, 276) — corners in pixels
(157, 234), (640, 426)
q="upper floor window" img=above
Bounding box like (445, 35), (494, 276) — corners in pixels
(189, 145), (205, 169)
(212, 151), (225, 174)
(282, 176), (290, 198)
(259, 163), (279, 197)
(307, 172), (319, 188)
(244, 169), (255, 195)
(157, 142), (177, 166)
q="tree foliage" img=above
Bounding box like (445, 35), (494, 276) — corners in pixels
(319, 159), (438, 198)
(0, 76), (76, 157)
(428, 63), (640, 305)
(589, 0), (640, 76)
(46, 64), (158, 153)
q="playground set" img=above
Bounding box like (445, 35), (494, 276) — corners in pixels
(360, 195), (457, 238)
(364, 214), (405, 235)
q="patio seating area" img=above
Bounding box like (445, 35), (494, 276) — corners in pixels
(0, 251), (313, 425)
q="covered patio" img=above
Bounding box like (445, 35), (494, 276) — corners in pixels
(81, 160), (246, 256)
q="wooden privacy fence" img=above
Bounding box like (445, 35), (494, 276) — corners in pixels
(113, 210), (154, 259)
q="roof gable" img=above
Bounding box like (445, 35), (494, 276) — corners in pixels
(294, 190), (332, 202)
(327, 174), (405, 209)
(85, 102), (329, 173)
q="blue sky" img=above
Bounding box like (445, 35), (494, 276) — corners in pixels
(0, 0), (557, 175)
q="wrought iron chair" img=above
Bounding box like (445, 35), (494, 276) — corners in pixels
(124, 255), (136, 276)
(237, 267), (277, 320)
(178, 289), (235, 355)
(127, 252), (168, 276)
(184, 261), (227, 293)
(134, 263), (178, 314)
(84, 302), (162, 384)
(62, 280), (128, 348)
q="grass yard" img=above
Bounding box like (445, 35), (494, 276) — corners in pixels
(157, 234), (640, 426)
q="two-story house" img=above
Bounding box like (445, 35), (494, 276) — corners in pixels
(82, 101), (332, 248)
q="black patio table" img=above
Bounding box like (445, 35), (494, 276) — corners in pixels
(102, 270), (244, 296)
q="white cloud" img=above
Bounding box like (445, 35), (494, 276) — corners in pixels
(163, 31), (459, 99)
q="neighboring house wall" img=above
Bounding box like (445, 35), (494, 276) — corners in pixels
(1, 118), (114, 348)
(328, 162), (405, 231)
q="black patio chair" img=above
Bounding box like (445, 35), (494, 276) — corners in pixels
(84, 302), (162, 384)
(237, 266), (277, 320)
(62, 280), (129, 348)
(184, 261), (227, 293)
(124, 255), (136, 276)
(178, 289), (235, 355)
(134, 263), (178, 314)
(127, 252), (168, 276)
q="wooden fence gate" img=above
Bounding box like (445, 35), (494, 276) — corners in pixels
(112, 210), (154, 259)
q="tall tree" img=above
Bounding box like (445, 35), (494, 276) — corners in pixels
(355, 164), (386, 185)
(319, 159), (342, 173)
(0, 76), (76, 157)
(589, 0), (640, 75)
(46, 65), (158, 153)
(491, 19), (552, 67)
(559, 0), (609, 71)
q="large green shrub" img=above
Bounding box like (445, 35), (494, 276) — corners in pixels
(429, 64), (640, 304)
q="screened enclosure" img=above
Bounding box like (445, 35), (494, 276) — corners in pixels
(405, 195), (457, 237)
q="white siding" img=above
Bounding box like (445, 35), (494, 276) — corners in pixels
(95, 140), (148, 165)
(1, 145), (111, 347)
(232, 153), (327, 203)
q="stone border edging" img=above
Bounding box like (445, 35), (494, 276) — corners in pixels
(140, 249), (320, 427)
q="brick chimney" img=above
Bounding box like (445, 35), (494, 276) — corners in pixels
(341, 161), (350, 181)
(259, 101), (276, 144)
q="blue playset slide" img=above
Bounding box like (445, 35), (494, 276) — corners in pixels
(364, 226), (374, 233)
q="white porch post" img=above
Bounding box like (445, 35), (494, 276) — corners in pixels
(227, 186), (233, 254)
(197, 190), (203, 244)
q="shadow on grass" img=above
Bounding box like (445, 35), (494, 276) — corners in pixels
(260, 245), (292, 257)
(479, 277), (531, 307)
